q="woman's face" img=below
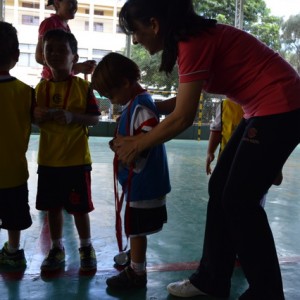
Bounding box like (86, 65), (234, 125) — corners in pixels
(131, 19), (163, 55)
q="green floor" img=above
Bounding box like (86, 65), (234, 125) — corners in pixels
(0, 136), (299, 300)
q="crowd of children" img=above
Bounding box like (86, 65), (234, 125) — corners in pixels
(0, 18), (171, 291)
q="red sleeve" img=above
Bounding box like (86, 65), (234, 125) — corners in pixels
(178, 33), (216, 83)
(38, 17), (56, 38)
(86, 86), (101, 115)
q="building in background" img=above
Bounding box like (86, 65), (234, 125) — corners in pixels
(3, 0), (126, 86)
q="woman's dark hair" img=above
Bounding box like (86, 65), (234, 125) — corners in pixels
(119, 0), (217, 74)
(92, 52), (141, 97)
(43, 29), (78, 54)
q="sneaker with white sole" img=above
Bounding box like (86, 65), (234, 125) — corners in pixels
(167, 279), (207, 297)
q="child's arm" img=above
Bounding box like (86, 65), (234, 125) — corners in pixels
(33, 107), (53, 124)
(206, 103), (222, 175)
(51, 110), (99, 126)
(206, 130), (221, 175)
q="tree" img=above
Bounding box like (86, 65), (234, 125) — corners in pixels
(281, 14), (300, 74)
(193, 0), (282, 50)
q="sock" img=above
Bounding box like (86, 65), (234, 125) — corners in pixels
(131, 261), (146, 275)
(51, 239), (64, 250)
(6, 242), (20, 254)
(80, 238), (91, 248)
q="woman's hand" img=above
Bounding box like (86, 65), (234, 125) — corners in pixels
(114, 134), (142, 165)
(73, 60), (96, 75)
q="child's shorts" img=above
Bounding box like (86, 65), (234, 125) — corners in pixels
(36, 165), (94, 214)
(0, 183), (32, 230)
(124, 204), (167, 237)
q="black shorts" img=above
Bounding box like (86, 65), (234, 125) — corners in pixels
(124, 204), (167, 237)
(36, 165), (94, 214)
(0, 183), (32, 230)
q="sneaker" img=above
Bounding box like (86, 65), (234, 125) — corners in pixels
(106, 266), (147, 290)
(167, 279), (207, 297)
(41, 247), (65, 271)
(0, 242), (26, 268)
(79, 244), (97, 271)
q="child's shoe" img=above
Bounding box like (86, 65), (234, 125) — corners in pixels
(106, 266), (147, 290)
(79, 244), (97, 271)
(41, 247), (65, 271)
(0, 242), (26, 268)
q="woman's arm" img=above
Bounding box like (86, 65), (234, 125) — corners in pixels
(35, 37), (44, 65)
(114, 80), (204, 164)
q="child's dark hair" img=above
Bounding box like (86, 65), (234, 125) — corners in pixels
(92, 52), (140, 97)
(119, 0), (217, 74)
(43, 29), (78, 54)
(0, 21), (19, 66)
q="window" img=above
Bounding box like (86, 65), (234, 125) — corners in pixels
(92, 49), (110, 56)
(92, 49), (110, 62)
(94, 22), (104, 32)
(21, 15), (39, 25)
(78, 48), (89, 57)
(116, 25), (123, 33)
(18, 43), (40, 67)
(19, 43), (36, 52)
(18, 53), (39, 67)
(22, 2), (40, 9)
(94, 10), (104, 16)
(84, 21), (89, 31)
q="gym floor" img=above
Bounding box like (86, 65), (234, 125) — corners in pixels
(0, 135), (299, 300)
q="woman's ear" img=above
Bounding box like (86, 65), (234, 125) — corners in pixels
(150, 17), (160, 35)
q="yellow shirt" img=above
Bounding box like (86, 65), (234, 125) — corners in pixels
(220, 99), (244, 153)
(36, 77), (92, 167)
(0, 78), (33, 188)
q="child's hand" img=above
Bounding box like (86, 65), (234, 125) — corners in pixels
(52, 110), (73, 125)
(34, 107), (52, 123)
(109, 138), (117, 152)
(206, 153), (215, 175)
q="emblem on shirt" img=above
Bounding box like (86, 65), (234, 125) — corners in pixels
(52, 93), (62, 105)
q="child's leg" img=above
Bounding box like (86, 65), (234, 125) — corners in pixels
(40, 210), (65, 271)
(74, 213), (96, 271)
(130, 235), (147, 275)
(74, 213), (91, 246)
(7, 230), (21, 251)
(106, 235), (148, 289)
(0, 229), (26, 267)
(48, 209), (64, 249)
